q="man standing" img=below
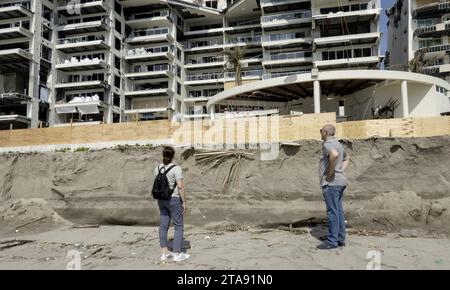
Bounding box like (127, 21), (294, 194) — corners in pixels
(317, 124), (350, 250)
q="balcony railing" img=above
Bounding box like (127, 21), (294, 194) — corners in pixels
(413, 1), (450, 17)
(126, 10), (169, 21)
(416, 44), (450, 57)
(0, 22), (30, 31)
(62, 74), (105, 83)
(261, 11), (311, 23)
(132, 64), (170, 73)
(186, 57), (224, 65)
(57, 35), (105, 45)
(128, 86), (169, 92)
(58, 17), (109, 27)
(186, 73), (223, 81)
(228, 35), (262, 44)
(226, 69), (263, 78)
(228, 19), (260, 27)
(262, 70), (309, 79)
(269, 51), (311, 60)
(58, 0), (103, 5)
(0, 1), (30, 9)
(185, 40), (223, 49)
(59, 56), (104, 65)
(126, 46), (170, 57)
(128, 27), (169, 38)
(263, 32), (310, 42)
(261, 0), (296, 4)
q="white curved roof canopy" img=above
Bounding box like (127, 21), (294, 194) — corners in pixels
(206, 70), (450, 109)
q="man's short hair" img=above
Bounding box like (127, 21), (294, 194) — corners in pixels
(322, 124), (336, 136)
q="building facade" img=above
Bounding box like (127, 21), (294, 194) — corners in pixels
(387, 0), (450, 83)
(0, 0), (386, 128)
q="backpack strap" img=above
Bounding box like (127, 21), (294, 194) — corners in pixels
(158, 164), (177, 175)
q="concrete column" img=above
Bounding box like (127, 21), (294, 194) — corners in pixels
(313, 80), (321, 114)
(28, 0), (42, 128)
(209, 105), (215, 120)
(401, 80), (409, 117)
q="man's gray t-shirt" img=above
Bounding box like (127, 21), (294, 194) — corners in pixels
(154, 163), (183, 197)
(319, 137), (348, 187)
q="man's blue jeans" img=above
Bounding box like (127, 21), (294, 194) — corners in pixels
(322, 185), (346, 246)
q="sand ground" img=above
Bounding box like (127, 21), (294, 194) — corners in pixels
(0, 225), (449, 270)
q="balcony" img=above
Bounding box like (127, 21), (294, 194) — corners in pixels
(225, 19), (260, 33)
(0, 23), (32, 40)
(314, 32), (380, 49)
(314, 55), (382, 69)
(262, 32), (312, 47)
(185, 57), (225, 69)
(126, 27), (172, 45)
(415, 44), (450, 58)
(0, 48), (32, 65)
(413, 1), (450, 18)
(124, 87), (173, 98)
(261, 11), (312, 29)
(313, 3), (380, 23)
(225, 35), (262, 47)
(56, 57), (108, 72)
(125, 97), (169, 117)
(57, 0), (108, 16)
(124, 64), (173, 80)
(184, 23), (224, 37)
(262, 51), (312, 66)
(0, 2), (32, 21)
(185, 73), (224, 85)
(414, 22), (450, 38)
(262, 70), (309, 79)
(55, 74), (109, 90)
(124, 46), (173, 62)
(225, 69), (263, 80)
(184, 40), (223, 52)
(56, 35), (109, 53)
(260, 0), (309, 8)
(125, 10), (171, 29)
(57, 18), (110, 35)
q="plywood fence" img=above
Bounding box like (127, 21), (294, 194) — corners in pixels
(0, 113), (448, 148)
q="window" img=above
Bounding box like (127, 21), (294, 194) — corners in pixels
(114, 76), (120, 88)
(113, 93), (120, 107)
(114, 1), (122, 15)
(177, 48), (182, 61)
(114, 56), (121, 69)
(177, 65), (181, 78)
(362, 48), (371, 57)
(205, 1), (218, 9)
(115, 37), (121, 50)
(177, 82), (181, 95)
(115, 19), (122, 34)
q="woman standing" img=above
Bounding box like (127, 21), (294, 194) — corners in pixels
(154, 146), (190, 262)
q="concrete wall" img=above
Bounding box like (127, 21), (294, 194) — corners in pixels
(347, 80), (450, 119)
(387, 0), (412, 69)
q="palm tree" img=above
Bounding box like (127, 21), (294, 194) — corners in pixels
(220, 46), (246, 86)
(409, 49), (426, 73)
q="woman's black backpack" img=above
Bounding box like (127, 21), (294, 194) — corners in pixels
(152, 165), (177, 200)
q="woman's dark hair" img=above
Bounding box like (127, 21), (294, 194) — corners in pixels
(162, 146), (175, 165)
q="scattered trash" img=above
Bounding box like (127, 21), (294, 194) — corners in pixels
(204, 236), (211, 240)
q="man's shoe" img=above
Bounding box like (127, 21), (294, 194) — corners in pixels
(316, 242), (338, 250)
(338, 241), (346, 247)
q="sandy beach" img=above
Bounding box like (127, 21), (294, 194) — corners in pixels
(0, 225), (449, 270)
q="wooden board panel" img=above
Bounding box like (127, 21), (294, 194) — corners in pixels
(1, 114), (449, 148)
(365, 118), (414, 138)
(413, 116), (450, 137)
